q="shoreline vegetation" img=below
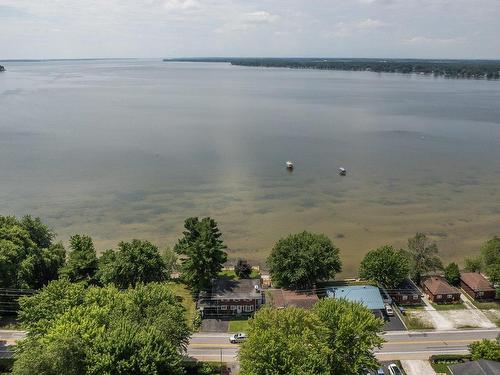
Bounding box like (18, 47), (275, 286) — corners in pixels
(164, 57), (500, 80)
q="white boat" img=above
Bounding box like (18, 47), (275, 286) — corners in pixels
(339, 167), (346, 176)
(286, 161), (294, 169)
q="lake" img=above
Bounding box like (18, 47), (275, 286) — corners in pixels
(1, 59), (500, 275)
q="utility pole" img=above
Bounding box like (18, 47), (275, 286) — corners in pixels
(220, 348), (223, 374)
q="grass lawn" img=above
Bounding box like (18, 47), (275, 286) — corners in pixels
(218, 270), (260, 279)
(430, 361), (451, 375)
(165, 281), (197, 330)
(472, 300), (500, 310)
(228, 318), (251, 333)
(431, 302), (466, 311)
(403, 315), (434, 330)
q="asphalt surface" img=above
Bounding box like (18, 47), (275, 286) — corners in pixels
(187, 328), (500, 362)
(2, 328), (500, 362)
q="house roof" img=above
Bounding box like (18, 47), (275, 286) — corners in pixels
(201, 278), (262, 300)
(389, 279), (422, 295)
(269, 289), (319, 309)
(460, 272), (495, 292)
(423, 276), (460, 296)
(325, 285), (385, 310)
(450, 360), (500, 375)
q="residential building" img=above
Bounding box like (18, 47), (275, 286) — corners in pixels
(449, 359), (500, 375)
(460, 272), (496, 301)
(387, 279), (423, 305)
(325, 285), (385, 313)
(422, 276), (461, 303)
(268, 289), (319, 309)
(197, 278), (263, 317)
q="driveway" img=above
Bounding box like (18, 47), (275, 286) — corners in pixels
(201, 319), (229, 332)
(421, 297), (454, 330)
(384, 314), (407, 331)
(401, 360), (436, 375)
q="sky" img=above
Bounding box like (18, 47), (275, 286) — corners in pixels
(1, 0), (499, 60)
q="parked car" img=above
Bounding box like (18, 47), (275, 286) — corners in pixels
(385, 304), (394, 316)
(398, 306), (406, 315)
(388, 363), (402, 375)
(229, 332), (247, 344)
(377, 368), (385, 375)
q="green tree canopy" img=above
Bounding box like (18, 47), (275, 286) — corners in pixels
(480, 237), (500, 284)
(235, 259), (252, 279)
(174, 217), (227, 292)
(60, 234), (98, 282)
(18, 278), (86, 337)
(0, 215), (65, 289)
(267, 231), (342, 288)
(313, 298), (384, 375)
(358, 245), (409, 288)
(96, 239), (167, 289)
(464, 256), (483, 272)
(239, 307), (331, 375)
(469, 338), (500, 361)
(406, 233), (443, 283)
(444, 262), (460, 286)
(239, 299), (384, 375)
(14, 282), (191, 375)
(162, 247), (179, 276)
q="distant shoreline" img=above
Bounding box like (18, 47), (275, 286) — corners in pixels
(164, 57), (500, 80)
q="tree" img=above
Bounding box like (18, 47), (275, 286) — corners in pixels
(162, 247), (178, 277)
(0, 215), (65, 289)
(235, 259), (252, 279)
(464, 256), (482, 272)
(18, 279), (86, 337)
(358, 245), (409, 288)
(480, 237), (500, 284)
(444, 262), (460, 286)
(175, 217), (227, 292)
(313, 298), (384, 375)
(267, 231), (342, 288)
(469, 338), (500, 361)
(406, 233), (443, 283)
(96, 239), (167, 288)
(239, 307), (331, 375)
(14, 283), (191, 375)
(60, 234), (98, 282)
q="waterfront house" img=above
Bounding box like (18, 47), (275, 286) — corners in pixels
(325, 285), (385, 314)
(268, 289), (319, 309)
(197, 278), (263, 318)
(460, 272), (496, 301)
(422, 276), (461, 303)
(387, 279), (423, 305)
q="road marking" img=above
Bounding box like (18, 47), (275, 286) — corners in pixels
(188, 344), (239, 349)
(383, 339), (476, 345)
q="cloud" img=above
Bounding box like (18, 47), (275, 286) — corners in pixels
(162, 0), (200, 12)
(326, 18), (386, 38)
(402, 36), (465, 44)
(356, 18), (385, 29)
(215, 10), (279, 33)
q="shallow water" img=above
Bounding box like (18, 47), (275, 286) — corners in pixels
(1, 60), (500, 275)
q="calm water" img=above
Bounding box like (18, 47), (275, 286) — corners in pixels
(1, 59), (500, 274)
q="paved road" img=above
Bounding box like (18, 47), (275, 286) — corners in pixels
(2, 328), (499, 362)
(187, 328), (500, 362)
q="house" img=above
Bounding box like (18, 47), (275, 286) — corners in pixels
(325, 285), (385, 313)
(197, 278), (263, 317)
(268, 289), (319, 309)
(422, 276), (461, 303)
(460, 272), (496, 301)
(387, 279), (423, 305)
(449, 359), (500, 375)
